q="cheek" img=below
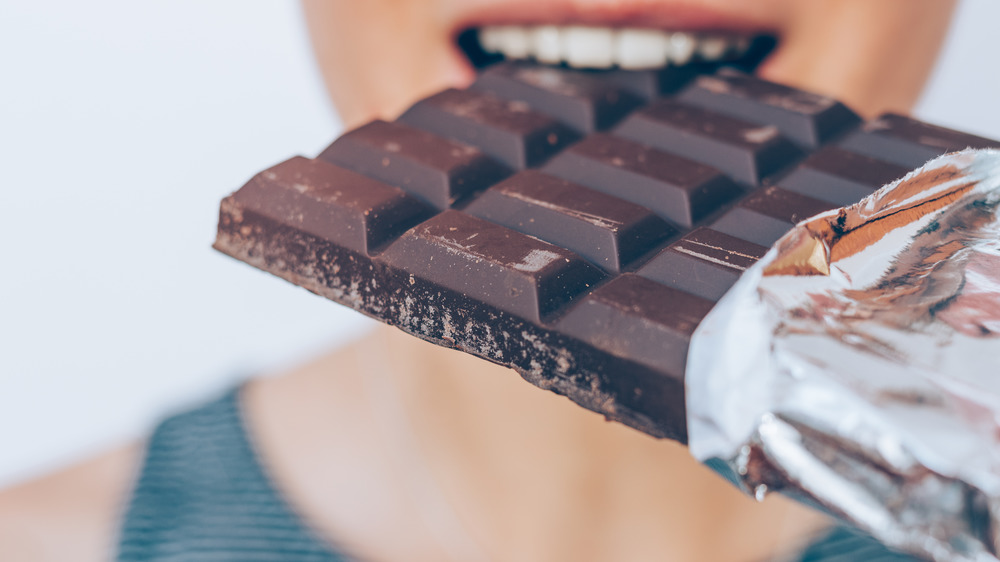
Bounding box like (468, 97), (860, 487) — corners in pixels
(756, 0), (955, 116)
(306, 0), (474, 126)
(318, 1), (447, 72)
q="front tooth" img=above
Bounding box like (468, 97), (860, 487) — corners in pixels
(478, 27), (505, 53)
(697, 36), (729, 60)
(668, 32), (696, 65)
(487, 26), (531, 58)
(530, 26), (562, 64)
(614, 28), (671, 69)
(562, 26), (615, 69)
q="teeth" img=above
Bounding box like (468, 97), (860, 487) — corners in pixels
(668, 32), (696, 65)
(697, 36), (729, 60)
(531, 26), (562, 64)
(478, 25), (751, 69)
(478, 27), (504, 53)
(561, 26), (615, 69)
(615, 29), (671, 70)
(483, 26), (531, 59)
(732, 36), (752, 57)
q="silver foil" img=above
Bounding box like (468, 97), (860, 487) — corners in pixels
(686, 149), (1000, 562)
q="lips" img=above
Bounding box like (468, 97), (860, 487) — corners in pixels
(302, 0), (950, 130)
(449, 0), (778, 32)
(448, 1), (778, 72)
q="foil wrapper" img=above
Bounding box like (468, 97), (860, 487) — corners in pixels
(686, 149), (1000, 562)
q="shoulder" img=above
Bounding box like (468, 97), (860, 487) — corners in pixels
(0, 443), (142, 562)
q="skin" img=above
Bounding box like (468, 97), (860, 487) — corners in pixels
(303, 0), (957, 127)
(0, 1), (958, 560)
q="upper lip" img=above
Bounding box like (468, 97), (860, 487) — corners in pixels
(449, 0), (778, 36)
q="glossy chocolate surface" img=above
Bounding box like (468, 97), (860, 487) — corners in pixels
(215, 63), (1000, 442)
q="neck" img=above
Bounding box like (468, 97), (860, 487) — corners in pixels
(244, 325), (829, 562)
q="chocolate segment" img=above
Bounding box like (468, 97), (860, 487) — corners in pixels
(318, 120), (510, 209)
(398, 88), (579, 169)
(557, 274), (714, 378)
(712, 186), (836, 247)
(543, 133), (741, 227)
(839, 113), (1000, 169)
(603, 63), (714, 99)
(464, 170), (676, 272)
(223, 157), (433, 255)
(215, 63), (1000, 442)
(616, 99), (804, 184)
(776, 146), (910, 207)
(677, 69), (861, 147)
(472, 62), (644, 132)
(638, 228), (768, 301)
(380, 210), (604, 322)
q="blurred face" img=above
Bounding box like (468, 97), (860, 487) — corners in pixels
(303, 0), (957, 128)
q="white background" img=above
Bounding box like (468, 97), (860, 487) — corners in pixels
(1, 0), (998, 488)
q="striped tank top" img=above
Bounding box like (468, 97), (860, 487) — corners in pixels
(116, 389), (917, 561)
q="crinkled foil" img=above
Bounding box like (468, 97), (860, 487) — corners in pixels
(686, 149), (1000, 562)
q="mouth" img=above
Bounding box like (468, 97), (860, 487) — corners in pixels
(457, 27), (777, 80)
(475, 26), (762, 69)
(451, 3), (779, 74)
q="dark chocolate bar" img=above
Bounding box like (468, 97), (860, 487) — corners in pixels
(215, 62), (1000, 442)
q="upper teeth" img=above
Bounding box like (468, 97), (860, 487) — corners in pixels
(478, 26), (750, 70)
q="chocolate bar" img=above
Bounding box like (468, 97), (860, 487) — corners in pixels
(215, 61), (1000, 442)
